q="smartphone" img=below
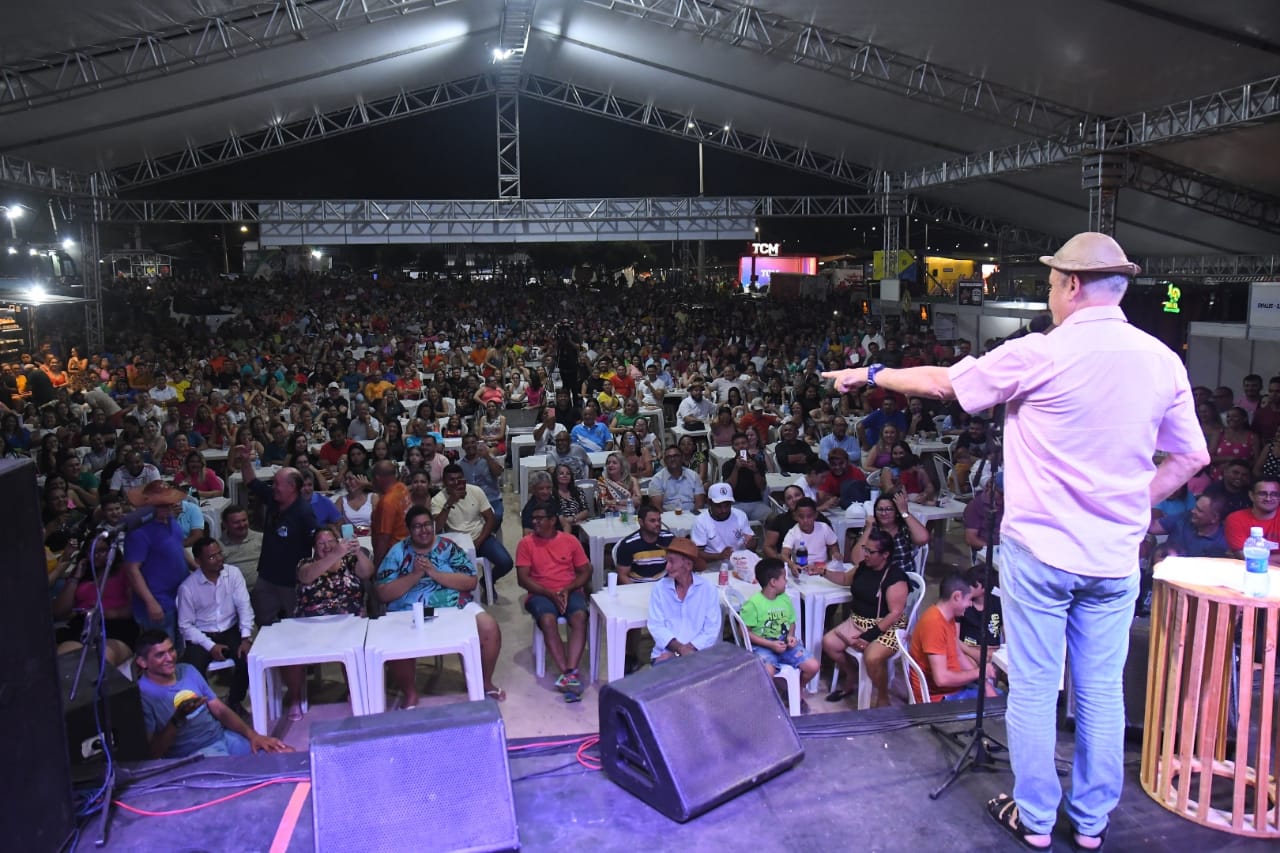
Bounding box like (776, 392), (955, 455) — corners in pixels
(739, 449), (748, 462)
(423, 606), (435, 619)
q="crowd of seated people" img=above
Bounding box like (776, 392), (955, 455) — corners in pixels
(16, 268), (1048, 722)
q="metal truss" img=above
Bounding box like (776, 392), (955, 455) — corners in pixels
(581, 0), (1086, 137)
(100, 74), (494, 193)
(0, 0), (461, 115)
(1129, 154), (1280, 235)
(902, 74), (1280, 189)
(494, 0), (534, 198)
(909, 198), (1059, 255)
(1134, 254), (1280, 280)
(0, 152), (94, 195)
(521, 75), (877, 190)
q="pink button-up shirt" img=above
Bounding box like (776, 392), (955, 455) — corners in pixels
(949, 305), (1205, 578)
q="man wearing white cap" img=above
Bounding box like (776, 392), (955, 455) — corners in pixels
(691, 483), (756, 569)
(823, 232), (1207, 851)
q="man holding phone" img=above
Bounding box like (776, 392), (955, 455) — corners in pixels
(722, 432), (770, 522)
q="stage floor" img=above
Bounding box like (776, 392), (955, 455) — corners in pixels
(86, 700), (1276, 852)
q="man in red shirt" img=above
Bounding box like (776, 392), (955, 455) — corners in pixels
(817, 448), (869, 512)
(908, 572), (998, 702)
(515, 509), (593, 700)
(317, 422), (355, 468)
(1223, 477), (1280, 562)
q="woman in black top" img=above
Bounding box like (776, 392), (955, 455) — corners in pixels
(821, 528), (911, 707)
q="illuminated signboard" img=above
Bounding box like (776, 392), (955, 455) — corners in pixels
(750, 242), (781, 257)
(1161, 283), (1181, 314)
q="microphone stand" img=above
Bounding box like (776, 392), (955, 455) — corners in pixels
(929, 419), (1008, 800)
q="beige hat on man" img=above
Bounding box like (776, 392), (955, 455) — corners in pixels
(1039, 232), (1141, 276)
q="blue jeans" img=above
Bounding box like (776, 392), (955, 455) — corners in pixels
(136, 609), (182, 651)
(999, 537), (1138, 837)
(476, 535), (514, 581)
(194, 729), (251, 758)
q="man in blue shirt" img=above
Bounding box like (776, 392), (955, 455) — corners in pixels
(122, 482), (194, 643)
(570, 403), (615, 452)
(1148, 494), (1228, 558)
(855, 396), (907, 455)
(135, 630), (290, 758)
(818, 416), (861, 461)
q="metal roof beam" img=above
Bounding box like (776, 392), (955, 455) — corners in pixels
(99, 74), (495, 193)
(581, 0), (1088, 137)
(1135, 254), (1280, 279)
(0, 152), (95, 195)
(0, 0), (460, 115)
(1127, 154), (1280, 235)
(494, 0), (536, 198)
(901, 74), (1280, 189)
(521, 75), (878, 190)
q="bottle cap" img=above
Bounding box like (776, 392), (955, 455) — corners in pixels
(1251, 526), (1264, 537)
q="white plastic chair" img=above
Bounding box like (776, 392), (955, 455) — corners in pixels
(832, 569), (927, 708)
(895, 628), (931, 703)
(440, 531), (495, 605)
(725, 600), (802, 717)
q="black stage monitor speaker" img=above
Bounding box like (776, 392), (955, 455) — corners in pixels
(309, 700), (518, 853)
(0, 459), (75, 852)
(58, 651), (149, 772)
(598, 643), (804, 822)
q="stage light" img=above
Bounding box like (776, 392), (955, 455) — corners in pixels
(62, 238), (74, 250)
(5, 247), (14, 255)
(239, 225), (249, 233)
(28, 247), (37, 256)
(491, 47), (513, 62)
(311, 250), (323, 259)
(686, 122), (695, 129)
(3, 207), (21, 220)
(27, 284), (46, 303)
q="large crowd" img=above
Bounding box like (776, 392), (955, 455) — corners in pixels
(11, 267), (1243, 758)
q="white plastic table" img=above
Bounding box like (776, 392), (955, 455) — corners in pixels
(910, 498), (968, 567)
(199, 496), (231, 541)
(247, 613), (369, 734)
(792, 573), (853, 693)
(363, 608), (483, 712)
(709, 446), (735, 482)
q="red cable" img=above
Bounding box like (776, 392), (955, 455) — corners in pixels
(507, 735), (594, 752)
(576, 736), (601, 770)
(113, 777), (310, 817)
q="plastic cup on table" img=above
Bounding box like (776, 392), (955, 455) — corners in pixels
(607, 572), (618, 597)
(412, 600), (424, 629)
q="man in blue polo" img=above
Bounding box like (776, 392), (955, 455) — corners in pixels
(570, 402), (615, 452)
(1147, 493), (1228, 558)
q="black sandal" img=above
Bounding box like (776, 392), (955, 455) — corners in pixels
(825, 688), (855, 703)
(987, 794), (1052, 851)
(1070, 825), (1107, 852)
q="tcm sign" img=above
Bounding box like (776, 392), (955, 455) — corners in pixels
(750, 242), (781, 257)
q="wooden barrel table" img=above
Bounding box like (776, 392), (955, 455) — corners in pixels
(1142, 558), (1279, 837)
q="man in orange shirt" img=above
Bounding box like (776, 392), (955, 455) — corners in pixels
(370, 460), (410, 565)
(909, 572), (998, 702)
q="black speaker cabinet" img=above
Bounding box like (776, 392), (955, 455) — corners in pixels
(309, 700), (518, 852)
(58, 651), (149, 772)
(598, 643), (804, 822)
(0, 459), (75, 851)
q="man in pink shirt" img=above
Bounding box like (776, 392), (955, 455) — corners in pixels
(824, 232), (1207, 851)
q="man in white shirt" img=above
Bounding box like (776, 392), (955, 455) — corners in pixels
(177, 536), (254, 717)
(691, 483), (756, 569)
(709, 364), (748, 404)
(647, 538), (723, 663)
(149, 373), (179, 406)
(676, 383), (715, 429)
(110, 448), (163, 496)
(638, 364), (667, 408)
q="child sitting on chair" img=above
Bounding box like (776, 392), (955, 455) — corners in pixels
(741, 558), (820, 693)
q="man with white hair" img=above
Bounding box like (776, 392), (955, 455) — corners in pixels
(824, 232), (1207, 852)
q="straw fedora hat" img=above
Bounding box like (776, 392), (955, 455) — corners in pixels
(1039, 232), (1141, 276)
(665, 537), (700, 561)
(127, 480), (189, 508)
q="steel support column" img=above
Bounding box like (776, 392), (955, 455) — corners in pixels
(1083, 153), (1127, 235)
(496, 92), (522, 199)
(79, 181), (104, 352)
(494, 0), (534, 199)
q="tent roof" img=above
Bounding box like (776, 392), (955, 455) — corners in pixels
(2, 0), (1279, 255)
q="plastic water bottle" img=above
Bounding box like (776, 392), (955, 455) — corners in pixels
(718, 564), (729, 586)
(621, 498), (633, 524)
(795, 542), (808, 571)
(1243, 526), (1271, 598)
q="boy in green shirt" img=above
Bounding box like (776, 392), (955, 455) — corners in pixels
(741, 558), (820, 691)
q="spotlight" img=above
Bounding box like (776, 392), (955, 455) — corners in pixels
(239, 225), (249, 233)
(62, 238), (74, 250)
(5, 247), (14, 255)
